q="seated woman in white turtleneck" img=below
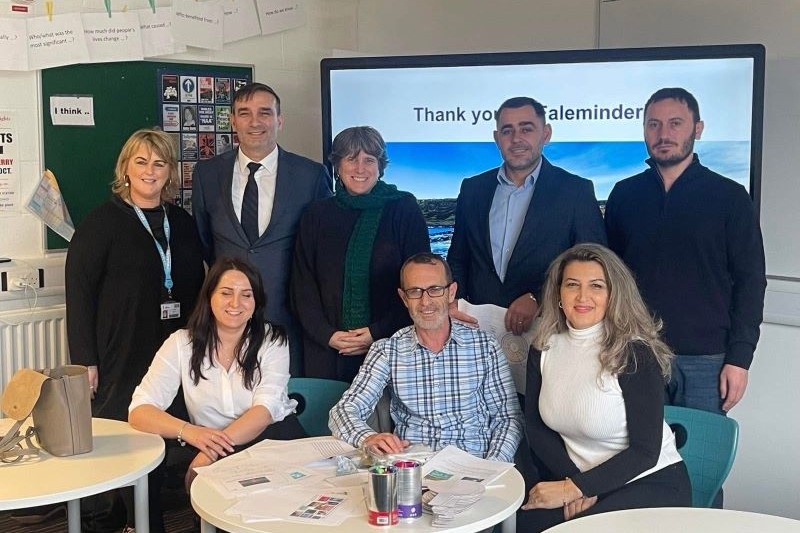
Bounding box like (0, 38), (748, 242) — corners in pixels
(519, 243), (691, 532)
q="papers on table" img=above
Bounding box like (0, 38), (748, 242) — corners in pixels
(420, 446), (512, 527)
(226, 488), (364, 525)
(457, 298), (532, 394)
(421, 445), (514, 489)
(247, 437), (355, 466)
(196, 437), (364, 526)
(194, 438), (511, 527)
(423, 480), (486, 527)
(194, 438), (356, 498)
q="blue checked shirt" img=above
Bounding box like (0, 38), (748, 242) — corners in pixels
(329, 322), (523, 462)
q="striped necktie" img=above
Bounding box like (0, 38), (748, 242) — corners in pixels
(241, 162), (261, 244)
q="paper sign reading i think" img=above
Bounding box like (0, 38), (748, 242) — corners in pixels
(256, 0), (305, 36)
(50, 96), (95, 126)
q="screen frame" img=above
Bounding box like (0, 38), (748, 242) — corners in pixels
(321, 43), (765, 216)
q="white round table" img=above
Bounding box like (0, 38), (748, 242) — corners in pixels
(0, 418), (165, 533)
(192, 462), (525, 533)
(543, 507), (800, 532)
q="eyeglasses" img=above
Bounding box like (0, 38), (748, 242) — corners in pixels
(402, 283), (452, 299)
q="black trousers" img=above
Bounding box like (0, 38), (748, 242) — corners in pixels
(83, 413), (306, 533)
(518, 461), (692, 533)
(146, 413), (308, 530)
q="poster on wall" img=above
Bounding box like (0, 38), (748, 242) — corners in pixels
(0, 110), (20, 211)
(158, 68), (251, 213)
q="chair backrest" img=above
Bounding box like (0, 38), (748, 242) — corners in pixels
(287, 377), (350, 437)
(664, 405), (739, 507)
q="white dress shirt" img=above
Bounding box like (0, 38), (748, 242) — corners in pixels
(231, 148), (279, 236)
(129, 328), (297, 430)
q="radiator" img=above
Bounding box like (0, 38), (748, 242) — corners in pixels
(0, 304), (69, 400)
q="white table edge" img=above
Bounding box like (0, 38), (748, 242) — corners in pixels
(0, 418), (165, 533)
(192, 466), (525, 533)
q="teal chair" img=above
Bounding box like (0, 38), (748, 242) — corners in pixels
(287, 377), (350, 437)
(664, 405), (739, 507)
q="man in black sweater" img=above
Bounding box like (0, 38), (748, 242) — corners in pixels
(605, 87), (766, 415)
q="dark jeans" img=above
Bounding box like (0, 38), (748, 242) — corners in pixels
(665, 353), (726, 415)
(665, 353), (726, 508)
(518, 461), (692, 532)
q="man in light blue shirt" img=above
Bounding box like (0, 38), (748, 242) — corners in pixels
(448, 97), (606, 337)
(329, 253), (522, 462)
(490, 162), (540, 282)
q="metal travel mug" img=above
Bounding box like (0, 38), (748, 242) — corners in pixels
(393, 460), (422, 519)
(367, 465), (398, 526)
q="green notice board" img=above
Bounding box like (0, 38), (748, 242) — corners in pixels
(41, 61), (253, 250)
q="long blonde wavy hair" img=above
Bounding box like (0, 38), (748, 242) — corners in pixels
(532, 243), (673, 379)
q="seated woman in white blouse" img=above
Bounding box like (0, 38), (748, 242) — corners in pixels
(519, 243), (691, 532)
(129, 256), (304, 493)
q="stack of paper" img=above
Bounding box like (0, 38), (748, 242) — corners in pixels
(421, 445), (514, 489)
(422, 480), (485, 527)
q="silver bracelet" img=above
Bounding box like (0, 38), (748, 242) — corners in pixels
(177, 421), (189, 447)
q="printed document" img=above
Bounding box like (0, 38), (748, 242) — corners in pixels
(458, 298), (532, 394)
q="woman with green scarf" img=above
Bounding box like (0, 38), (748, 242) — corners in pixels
(291, 126), (430, 382)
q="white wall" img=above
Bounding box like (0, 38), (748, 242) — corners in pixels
(357, 0), (598, 55)
(1, 0), (798, 520)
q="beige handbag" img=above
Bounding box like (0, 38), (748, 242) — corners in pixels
(1, 365), (93, 462)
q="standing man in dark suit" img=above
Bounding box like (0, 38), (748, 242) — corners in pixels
(448, 96), (606, 335)
(192, 83), (332, 375)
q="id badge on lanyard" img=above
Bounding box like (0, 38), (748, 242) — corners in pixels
(133, 204), (180, 321)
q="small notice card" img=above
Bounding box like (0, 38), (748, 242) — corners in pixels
(26, 13), (89, 70)
(81, 12), (144, 63)
(50, 95), (95, 126)
(256, 0), (305, 36)
(172, 0), (224, 50)
(0, 18), (29, 71)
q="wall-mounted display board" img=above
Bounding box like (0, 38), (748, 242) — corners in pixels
(41, 60), (253, 250)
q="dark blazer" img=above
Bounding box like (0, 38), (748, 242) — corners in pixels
(447, 157), (606, 307)
(192, 146), (332, 327)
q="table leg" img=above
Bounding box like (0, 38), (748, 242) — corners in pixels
(67, 499), (80, 533)
(501, 512), (517, 533)
(134, 475), (150, 533)
(200, 518), (217, 533)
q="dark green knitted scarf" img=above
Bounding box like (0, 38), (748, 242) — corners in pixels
(336, 179), (409, 329)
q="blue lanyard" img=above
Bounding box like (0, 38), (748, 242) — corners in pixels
(132, 204), (174, 297)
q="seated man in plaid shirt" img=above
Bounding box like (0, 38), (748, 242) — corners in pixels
(329, 252), (522, 462)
